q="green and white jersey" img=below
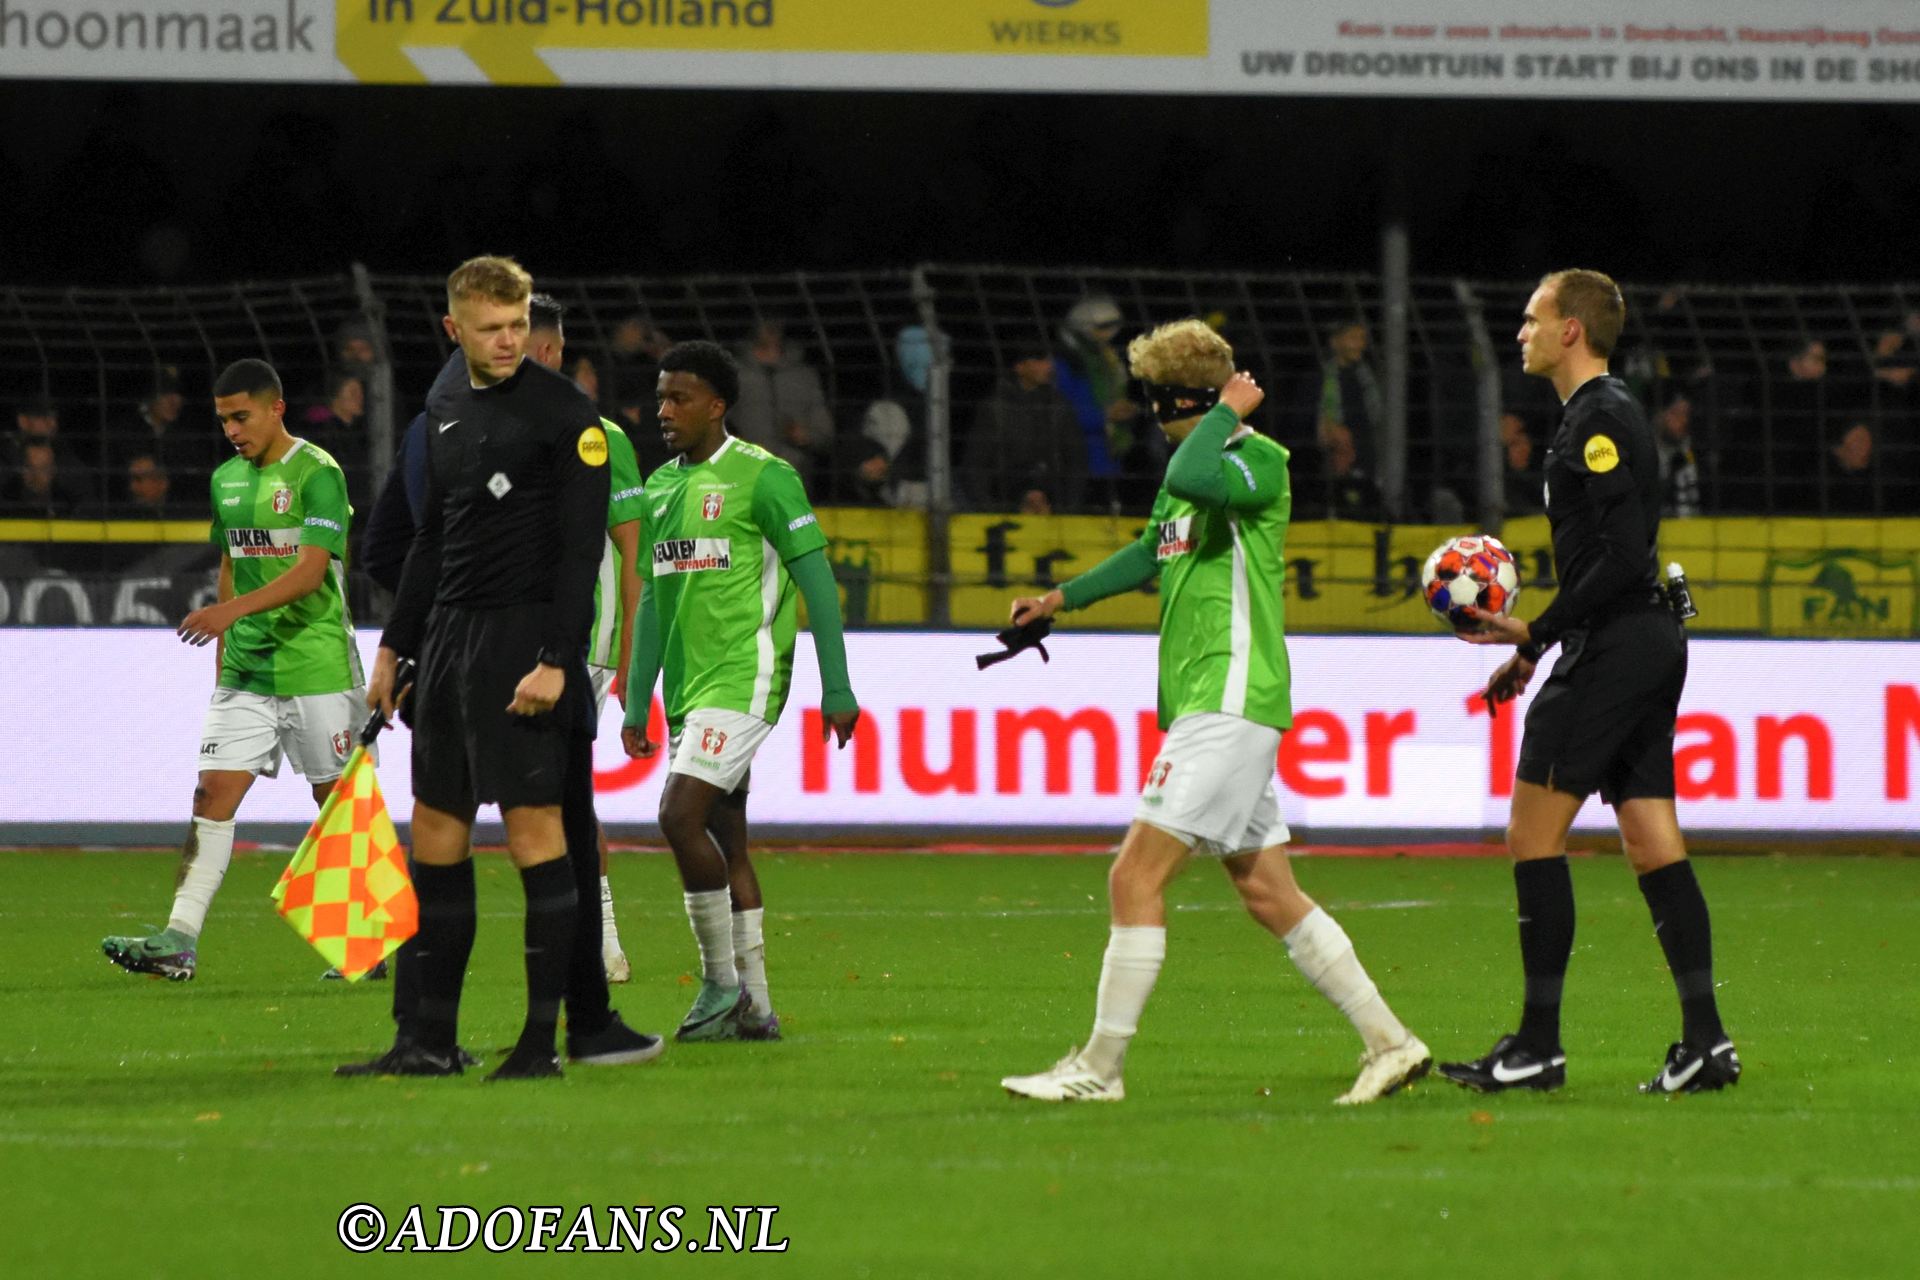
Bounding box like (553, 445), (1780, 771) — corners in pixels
(1142, 429), (1294, 732)
(642, 435), (828, 730)
(587, 418), (646, 670)
(208, 439), (362, 697)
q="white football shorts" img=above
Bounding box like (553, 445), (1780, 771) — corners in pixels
(589, 664), (617, 719)
(1133, 711), (1291, 857)
(197, 687), (370, 783)
(667, 707), (774, 795)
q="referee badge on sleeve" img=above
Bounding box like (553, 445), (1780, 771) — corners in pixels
(1583, 434), (1620, 473)
(577, 426), (609, 466)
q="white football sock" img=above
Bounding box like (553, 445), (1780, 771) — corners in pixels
(1080, 925), (1166, 1081)
(683, 889), (736, 984)
(600, 876), (624, 953)
(1283, 907), (1408, 1054)
(732, 908), (770, 1015)
(165, 816), (236, 940)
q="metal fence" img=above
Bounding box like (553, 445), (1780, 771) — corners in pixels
(4, 265), (1918, 628)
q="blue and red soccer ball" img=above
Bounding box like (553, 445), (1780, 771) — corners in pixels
(1421, 534), (1521, 631)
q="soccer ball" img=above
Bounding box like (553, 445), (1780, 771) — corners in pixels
(1421, 534), (1521, 631)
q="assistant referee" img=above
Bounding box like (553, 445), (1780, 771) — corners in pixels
(347, 256), (651, 1081)
(1438, 269), (1739, 1097)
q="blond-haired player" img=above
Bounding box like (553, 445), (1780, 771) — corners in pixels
(1000, 318), (1430, 1105)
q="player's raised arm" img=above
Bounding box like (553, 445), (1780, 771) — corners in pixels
(1162, 373), (1280, 512)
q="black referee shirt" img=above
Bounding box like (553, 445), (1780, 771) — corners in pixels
(383, 355), (611, 663)
(1527, 373), (1663, 653)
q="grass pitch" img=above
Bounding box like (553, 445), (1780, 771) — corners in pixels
(5, 847), (1916, 1278)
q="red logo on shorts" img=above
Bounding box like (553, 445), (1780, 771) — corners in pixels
(331, 730), (352, 758)
(1148, 759), (1173, 788)
(700, 727), (729, 755)
(702, 492), (724, 521)
(272, 488), (293, 515)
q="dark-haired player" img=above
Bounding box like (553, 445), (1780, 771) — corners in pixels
(621, 340), (859, 1043)
(1440, 269), (1739, 1096)
(102, 359), (365, 981)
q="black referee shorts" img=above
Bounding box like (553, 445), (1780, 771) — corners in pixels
(410, 604), (592, 816)
(1516, 607), (1687, 807)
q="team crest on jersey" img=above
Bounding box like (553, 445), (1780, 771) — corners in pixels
(700, 727), (729, 755)
(331, 730), (352, 759)
(1156, 516), (1195, 561)
(271, 487), (292, 515)
(702, 491), (724, 521)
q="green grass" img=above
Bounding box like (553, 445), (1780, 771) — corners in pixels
(4, 848), (1916, 1278)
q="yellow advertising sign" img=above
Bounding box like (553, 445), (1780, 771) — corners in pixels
(812, 506), (928, 627)
(338, 0), (1210, 85)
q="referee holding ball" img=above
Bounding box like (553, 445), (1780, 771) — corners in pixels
(347, 255), (657, 1080)
(1439, 269), (1739, 1097)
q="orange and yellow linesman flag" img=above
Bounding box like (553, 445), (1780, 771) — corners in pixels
(271, 743), (416, 981)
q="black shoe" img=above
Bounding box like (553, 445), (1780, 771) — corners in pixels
(334, 1040), (462, 1078)
(321, 959), (390, 982)
(1641, 1039), (1741, 1095)
(567, 1012), (666, 1067)
(456, 1045), (481, 1069)
(486, 1042), (563, 1082)
(1437, 1034), (1566, 1093)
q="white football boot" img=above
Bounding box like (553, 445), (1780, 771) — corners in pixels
(1001, 1048), (1126, 1102)
(1335, 1034), (1433, 1105)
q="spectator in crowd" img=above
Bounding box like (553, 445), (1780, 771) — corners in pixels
(838, 326), (930, 509)
(0, 440), (88, 517)
(1654, 389), (1703, 518)
(1297, 420), (1383, 522)
(1053, 295), (1141, 510)
(964, 335), (1086, 515)
(1314, 319), (1385, 479)
(600, 314), (672, 436)
(115, 367), (210, 499)
(1824, 422), (1882, 515)
(1501, 411), (1545, 517)
(565, 352), (601, 404)
(1741, 337), (1831, 512)
(733, 318), (835, 491)
(117, 451), (180, 519)
(10, 396), (96, 502)
(334, 318), (378, 385)
(305, 368), (371, 513)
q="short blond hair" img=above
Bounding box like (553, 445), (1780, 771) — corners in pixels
(1127, 318), (1234, 388)
(446, 255), (533, 310)
(1541, 269), (1625, 358)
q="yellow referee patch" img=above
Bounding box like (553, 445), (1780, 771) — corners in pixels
(1583, 433), (1620, 473)
(577, 426), (608, 467)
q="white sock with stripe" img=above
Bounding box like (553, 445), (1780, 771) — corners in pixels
(683, 889), (736, 985)
(732, 908), (770, 1015)
(1283, 907), (1407, 1054)
(1080, 925), (1166, 1081)
(165, 816), (237, 940)
(600, 876), (623, 953)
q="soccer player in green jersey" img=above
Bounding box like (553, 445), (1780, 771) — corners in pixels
(998, 319), (1429, 1105)
(620, 340), (859, 1042)
(102, 359), (366, 981)
(528, 293), (645, 983)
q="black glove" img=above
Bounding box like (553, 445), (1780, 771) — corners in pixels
(976, 617), (1053, 670)
(361, 658), (418, 744)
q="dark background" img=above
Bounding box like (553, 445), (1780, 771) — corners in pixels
(3, 81), (1917, 285)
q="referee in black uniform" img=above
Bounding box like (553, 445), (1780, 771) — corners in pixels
(1439, 269), (1739, 1096)
(346, 256), (656, 1080)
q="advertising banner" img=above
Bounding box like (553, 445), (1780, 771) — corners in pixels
(2, 1), (1918, 101)
(4, 629), (1915, 836)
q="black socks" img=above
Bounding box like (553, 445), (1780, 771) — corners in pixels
(1513, 856), (1576, 1055)
(517, 858), (578, 1052)
(409, 860), (477, 1053)
(1638, 860), (1727, 1048)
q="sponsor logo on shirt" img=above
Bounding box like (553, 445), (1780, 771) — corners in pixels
(221, 496), (241, 507)
(702, 491), (725, 521)
(788, 513), (817, 532)
(220, 480), (249, 488)
(1156, 516), (1194, 562)
(1584, 433), (1620, 473)
(200, 741), (221, 756)
(271, 487), (293, 514)
(653, 503), (669, 518)
(613, 486), (645, 504)
(652, 537), (732, 576)
(1228, 455), (1257, 490)
(226, 527), (301, 558)
(304, 515), (342, 533)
